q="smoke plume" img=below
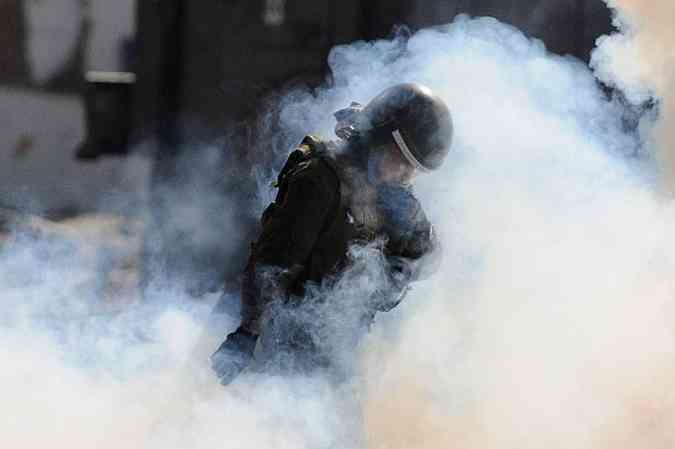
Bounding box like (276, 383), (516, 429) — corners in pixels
(593, 0), (675, 192)
(3, 13), (675, 449)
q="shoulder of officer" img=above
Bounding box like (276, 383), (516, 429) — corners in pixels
(278, 135), (339, 189)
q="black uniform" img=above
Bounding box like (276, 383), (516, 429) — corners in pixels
(230, 135), (437, 370)
(212, 83), (452, 385)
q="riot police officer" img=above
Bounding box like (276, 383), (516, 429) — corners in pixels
(211, 83), (453, 384)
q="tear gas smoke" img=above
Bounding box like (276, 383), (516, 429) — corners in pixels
(593, 0), (675, 192)
(3, 14), (675, 449)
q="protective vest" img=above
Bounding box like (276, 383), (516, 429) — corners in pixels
(241, 135), (436, 335)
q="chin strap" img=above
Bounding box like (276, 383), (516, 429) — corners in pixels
(392, 129), (430, 173)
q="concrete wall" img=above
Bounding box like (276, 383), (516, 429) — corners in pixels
(1, 0), (143, 216)
(25, 0), (136, 84)
(0, 87), (149, 216)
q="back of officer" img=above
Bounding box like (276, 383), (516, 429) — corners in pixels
(211, 83), (453, 384)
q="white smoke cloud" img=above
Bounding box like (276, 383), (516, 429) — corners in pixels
(3, 14), (675, 449)
(592, 0), (675, 192)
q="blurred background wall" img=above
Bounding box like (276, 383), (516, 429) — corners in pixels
(0, 0), (614, 294)
(0, 0), (141, 218)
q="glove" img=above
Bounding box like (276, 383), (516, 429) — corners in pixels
(377, 184), (434, 259)
(377, 184), (420, 238)
(210, 327), (258, 385)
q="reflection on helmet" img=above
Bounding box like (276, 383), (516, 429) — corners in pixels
(363, 83), (453, 172)
(335, 83), (453, 172)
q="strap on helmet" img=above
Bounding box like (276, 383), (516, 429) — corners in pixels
(392, 129), (430, 173)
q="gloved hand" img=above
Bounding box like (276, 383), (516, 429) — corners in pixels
(210, 327), (258, 385)
(377, 184), (420, 237)
(377, 184), (434, 259)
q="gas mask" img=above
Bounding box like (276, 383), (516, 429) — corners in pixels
(334, 102), (366, 141)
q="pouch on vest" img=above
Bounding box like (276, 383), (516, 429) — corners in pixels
(261, 135), (323, 226)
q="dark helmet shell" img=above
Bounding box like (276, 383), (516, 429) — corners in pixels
(362, 83), (453, 171)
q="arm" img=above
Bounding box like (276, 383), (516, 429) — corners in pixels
(211, 159), (338, 384)
(241, 163), (338, 335)
(374, 184), (441, 312)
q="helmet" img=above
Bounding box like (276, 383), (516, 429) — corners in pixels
(361, 83), (453, 172)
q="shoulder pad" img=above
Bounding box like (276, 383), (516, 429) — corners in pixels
(274, 135), (327, 188)
(299, 135), (327, 154)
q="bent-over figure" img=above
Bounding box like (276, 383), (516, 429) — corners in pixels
(211, 83), (453, 384)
